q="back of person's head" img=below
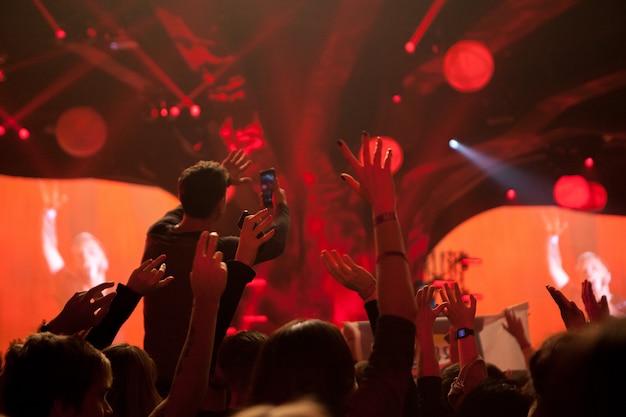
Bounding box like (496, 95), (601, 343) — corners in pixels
(456, 377), (531, 417)
(233, 398), (330, 417)
(102, 343), (161, 417)
(2, 332), (111, 417)
(217, 331), (268, 398)
(247, 319), (355, 417)
(579, 317), (626, 415)
(529, 330), (594, 417)
(178, 160), (230, 218)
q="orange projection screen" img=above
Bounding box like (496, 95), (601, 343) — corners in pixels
(430, 205), (626, 347)
(0, 175), (178, 349)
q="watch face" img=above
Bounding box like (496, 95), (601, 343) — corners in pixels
(458, 328), (468, 338)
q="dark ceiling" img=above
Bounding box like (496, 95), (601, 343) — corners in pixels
(1, 0), (625, 258)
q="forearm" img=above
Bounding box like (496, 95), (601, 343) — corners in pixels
(253, 203), (290, 264)
(86, 284), (142, 349)
(42, 209), (64, 273)
(161, 301), (219, 417)
(416, 328), (440, 378)
(364, 299), (380, 335)
(210, 261), (256, 372)
(373, 215), (416, 321)
(547, 235), (569, 288)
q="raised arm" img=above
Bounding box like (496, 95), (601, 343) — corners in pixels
(86, 255), (174, 349)
(543, 212), (570, 289)
(42, 282), (117, 336)
(338, 133), (416, 320)
(150, 231), (227, 417)
(339, 132), (417, 417)
(40, 181), (67, 274)
(253, 175), (290, 264)
(320, 249), (378, 331)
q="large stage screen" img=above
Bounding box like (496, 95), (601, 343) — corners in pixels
(430, 205), (626, 346)
(0, 175), (178, 349)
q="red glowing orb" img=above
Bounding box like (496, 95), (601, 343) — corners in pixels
(56, 106), (107, 157)
(359, 136), (403, 174)
(553, 175), (607, 211)
(443, 40), (494, 92)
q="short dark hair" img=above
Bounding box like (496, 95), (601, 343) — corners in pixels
(178, 160), (230, 218)
(2, 332), (110, 417)
(217, 330), (268, 392)
(247, 319), (355, 417)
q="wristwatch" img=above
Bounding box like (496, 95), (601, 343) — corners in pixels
(456, 327), (475, 339)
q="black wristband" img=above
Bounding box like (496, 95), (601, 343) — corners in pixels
(456, 327), (475, 339)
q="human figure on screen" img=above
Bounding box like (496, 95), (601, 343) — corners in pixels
(544, 212), (626, 317)
(41, 181), (109, 307)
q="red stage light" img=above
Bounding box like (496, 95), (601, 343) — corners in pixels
(160, 108), (168, 117)
(584, 157), (594, 168)
(0, 126), (5, 136)
(506, 188), (516, 200)
(55, 29), (66, 40)
(302, 172), (316, 185)
(392, 94), (402, 103)
(443, 40), (494, 92)
(405, 41), (416, 54)
(18, 128), (30, 140)
(588, 181), (607, 211)
(189, 104), (201, 117)
(56, 107), (107, 157)
(359, 136), (404, 174)
(86, 27), (97, 38)
(553, 175), (607, 211)
(169, 106), (180, 117)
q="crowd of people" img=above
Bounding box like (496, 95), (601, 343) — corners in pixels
(1, 135), (625, 417)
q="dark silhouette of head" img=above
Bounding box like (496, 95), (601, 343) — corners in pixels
(178, 160), (230, 219)
(456, 378), (531, 417)
(247, 319), (355, 417)
(102, 343), (162, 417)
(216, 330), (268, 405)
(2, 332), (112, 417)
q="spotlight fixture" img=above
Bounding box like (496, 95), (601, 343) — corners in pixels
(449, 138), (460, 149)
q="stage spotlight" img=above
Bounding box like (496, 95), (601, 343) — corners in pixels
(169, 106), (180, 117)
(0, 126), (5, 136)
(405, 41), (416, 54)
(160, 108), (168, 117)
(18, 128), (30, 140)
(449, 138), (460, 149)
(189, 104), (201, 117)
(506, 188), (516, 200)
(584, 157), (594, 168)
(55, 29), (66, 40)
(443, 40), (494, 92)
(392, 95), (402, 103)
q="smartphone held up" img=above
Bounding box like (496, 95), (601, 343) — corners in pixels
(260, 168), (276, 208)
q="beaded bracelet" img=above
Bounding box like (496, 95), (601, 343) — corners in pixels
(373, 212), (397, 226)
(376, 250), (409, 264)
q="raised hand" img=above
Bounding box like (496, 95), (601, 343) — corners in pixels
(126, 254), (174, 295)
(546, 285), (586, 330)
(47, 282), (117, 335)
(440, 281), (476, 330)
(541, 209), (568, 236)
(236, 208), (276, 265)
(191, 231), (227, 302)
(415, 285), (446, 331)
(581, 279), (610, 322)
(502, 308), (530, 349)
(338, 132), (396, 213)
(221, 149), (252, 185)
(320, 250), (376, 300)
(40, 180), (67, 210)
